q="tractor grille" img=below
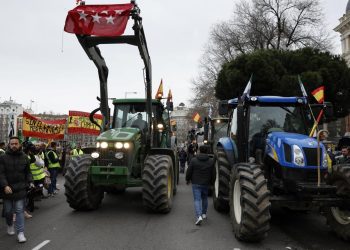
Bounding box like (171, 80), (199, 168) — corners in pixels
(302, 147), (319, 166)
(96, 149), (127, 166)
(283, 143), (292, 163)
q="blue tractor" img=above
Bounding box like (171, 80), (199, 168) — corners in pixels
(213, 77), (350, 242)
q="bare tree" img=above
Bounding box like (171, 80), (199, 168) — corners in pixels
(189, 0), (332, 114)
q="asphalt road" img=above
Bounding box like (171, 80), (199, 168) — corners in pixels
(0, 173), (349, 250)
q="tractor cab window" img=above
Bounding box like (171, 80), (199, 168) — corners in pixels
(248, 105), (310, 158)
(113, 103), (150, 131)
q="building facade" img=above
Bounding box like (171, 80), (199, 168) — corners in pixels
(170, 103), (191, 146)
(0, 98), (25, 143)
(334, 1), (350, 67)
(334, 0), (350, 136)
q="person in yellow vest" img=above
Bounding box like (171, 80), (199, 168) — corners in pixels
(46, 142), (61, 197)
(70, 143), (84, 157)
(25, 143), (46, 213)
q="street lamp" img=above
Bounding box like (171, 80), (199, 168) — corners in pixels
(125, 91), (137, 98)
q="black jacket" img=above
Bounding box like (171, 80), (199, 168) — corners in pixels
(0, 149), (32, 200)
(186, 153), (216, 186)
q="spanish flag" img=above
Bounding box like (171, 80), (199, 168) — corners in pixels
(311, 86), (324, 104)
(155, 79), (163, 99)
(192, 112), (201, 123)
(167, 89), (173, 103)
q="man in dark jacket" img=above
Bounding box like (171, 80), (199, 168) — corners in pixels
(0, 137), (33, 243)
(186, 145), (216, 225)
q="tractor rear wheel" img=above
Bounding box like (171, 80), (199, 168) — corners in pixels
(229, 163), (271, 242)
(325, 164), (350, 241)
(64, 155), (104, 211)
(142, 155), (174, 213)
(213, 147), (230, 212)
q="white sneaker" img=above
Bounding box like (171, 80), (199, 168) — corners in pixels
(195, 216), (203, 225)
(17, 232), (26, 243)
(202, 214), (207, 219)
(7, 225), (15, 235)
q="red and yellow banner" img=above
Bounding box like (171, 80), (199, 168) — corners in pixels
(311, 86), (324, 104)
(68, 111), (103, 135)
(192, 112), (201, 123)
(155, 79), (163, 99)
(22, 112), (66, 140)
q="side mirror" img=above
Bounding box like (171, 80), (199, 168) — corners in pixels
(218, 100), (228, 116)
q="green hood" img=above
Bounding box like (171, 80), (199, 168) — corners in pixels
(97, 128), (139, 142)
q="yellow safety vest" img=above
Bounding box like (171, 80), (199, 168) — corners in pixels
(46, 150), (61, 169)
(71, 148), (84, 157)
(28, 156), (46, 181)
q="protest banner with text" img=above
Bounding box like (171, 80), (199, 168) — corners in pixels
(67, 111), (103, 135)
(22, 112), (66, 140)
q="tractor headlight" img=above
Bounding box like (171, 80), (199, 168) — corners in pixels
(123, 142), (130, 149)
(115, 142), (123, 149)
(115, 152), (124, 159)
(100, 142), (108, 149)
(293, 145), (305, 167)
(96, 142), (101, 148)
(157, 123), (164, 131)
(91, 152), (100, 159)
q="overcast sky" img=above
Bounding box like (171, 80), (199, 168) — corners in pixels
(0, 0), (348, 114)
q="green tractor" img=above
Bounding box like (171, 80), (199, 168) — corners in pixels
(63, 1), (178, 213)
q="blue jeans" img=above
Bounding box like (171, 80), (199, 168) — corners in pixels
(192, 184), (209, 219)
(4, 199), (25, 233)
(48, 168), (58, 194)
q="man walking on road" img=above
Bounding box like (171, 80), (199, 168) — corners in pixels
(0, 137), (33, 243)
(186, 145), (215, 226)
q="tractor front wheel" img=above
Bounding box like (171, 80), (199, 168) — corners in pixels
(64, 155), (104, 211)
(142, 155), (174, 213)
(213, 147), (230, 212)
(229, 163), (271, 242)
(325, 164), (350, 241)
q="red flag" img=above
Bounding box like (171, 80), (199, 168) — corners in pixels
(64, 4), (134, 37)
(311, 86), (324, 104)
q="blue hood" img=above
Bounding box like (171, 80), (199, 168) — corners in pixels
(266, 132), (327, 169)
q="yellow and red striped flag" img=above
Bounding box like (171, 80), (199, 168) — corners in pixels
(167, 89), (173, 103)
(311, 86), (324, 103)
(192, 112), (201, 123)
(155, 79), (163, 99)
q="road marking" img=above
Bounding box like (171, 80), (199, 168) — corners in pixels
(233, 248), (241, 250)
(32, 240), (50, 250)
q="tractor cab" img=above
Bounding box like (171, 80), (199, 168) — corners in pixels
(112, 98), (171, 148)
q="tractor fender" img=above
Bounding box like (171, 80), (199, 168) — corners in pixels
(217, 137), (238, 166)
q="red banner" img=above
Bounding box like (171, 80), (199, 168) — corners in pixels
(67, 111), (103, 135)
(64, 4), (134, 37)
(22, 112), (66, 140)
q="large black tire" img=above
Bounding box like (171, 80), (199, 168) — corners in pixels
(64, 155), (104, 211)
(324, 164), (350, 241)
(142, 155), (174, 213)
(229, 163), (271, 242)
(213, 147), (230, 212)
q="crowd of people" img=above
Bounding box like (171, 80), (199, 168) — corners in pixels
(0, 138), (84, 243)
